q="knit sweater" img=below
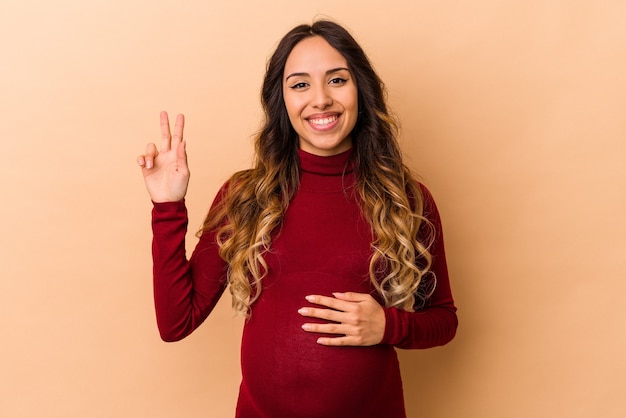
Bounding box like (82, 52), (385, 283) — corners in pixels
(151, 148), (457, 418)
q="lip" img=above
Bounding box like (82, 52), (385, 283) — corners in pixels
(306, 112), (341, 131)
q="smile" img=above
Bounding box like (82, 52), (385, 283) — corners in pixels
(307, 115), (341, 132)
(309, 116), (338, 127)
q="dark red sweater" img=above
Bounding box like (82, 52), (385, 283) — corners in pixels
(151, 149), (457, 418)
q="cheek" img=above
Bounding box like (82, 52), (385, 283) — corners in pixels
(282, 96), (305, 136)
(284, 105), (301, 129)
(349, 87), (359, 111)
(283, 93), (302, 119)
(345, 88), (359, 124)
(338, 86), (358, 114)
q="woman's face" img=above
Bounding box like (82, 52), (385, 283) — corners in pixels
(282, 36), (358, 156)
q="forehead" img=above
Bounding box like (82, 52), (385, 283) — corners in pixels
(284, 36), (349, 74)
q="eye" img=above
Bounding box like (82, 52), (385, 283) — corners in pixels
(329, 77), (348, 85)
(289, 82), (309, 90)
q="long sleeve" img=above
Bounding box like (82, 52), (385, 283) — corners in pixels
(381, 185), (458, 349)
(151, 198), (228, 342)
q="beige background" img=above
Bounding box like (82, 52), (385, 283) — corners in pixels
(1, 0), (625, 417)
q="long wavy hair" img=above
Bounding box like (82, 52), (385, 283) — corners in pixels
(201, 20), (435, 316)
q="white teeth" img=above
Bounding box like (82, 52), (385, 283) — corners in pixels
(309, 116), (337, 126)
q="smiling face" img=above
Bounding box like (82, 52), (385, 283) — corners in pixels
(282, 36), (358, 156)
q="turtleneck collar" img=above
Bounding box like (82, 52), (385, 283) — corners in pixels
(298, 148), (355, 176)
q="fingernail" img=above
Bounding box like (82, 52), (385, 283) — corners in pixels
(146, 161), (152, 169)
(301, 324), (312, 331)
(298, 308), (308, 315)
(305, 295), (315, 302)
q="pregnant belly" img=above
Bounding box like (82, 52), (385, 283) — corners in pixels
(236, 273), (404, 417)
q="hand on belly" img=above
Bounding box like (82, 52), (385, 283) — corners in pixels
(298, 292), (385, 346)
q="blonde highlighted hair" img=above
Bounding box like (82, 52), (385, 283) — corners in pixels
(201, 20), (435, 316)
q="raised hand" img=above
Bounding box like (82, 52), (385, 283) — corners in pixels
(298, 292), (386, 346)
(137, 111), (190, 203)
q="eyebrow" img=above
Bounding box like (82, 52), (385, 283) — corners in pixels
(285, 67), (351, 82)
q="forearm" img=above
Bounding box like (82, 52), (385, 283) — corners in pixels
(382, 304), (458, 349)
(151, 200), (227, 342)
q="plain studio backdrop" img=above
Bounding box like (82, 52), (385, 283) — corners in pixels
(1, 1), (624, 417)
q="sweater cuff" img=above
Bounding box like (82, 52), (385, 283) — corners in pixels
(152, 198), (185, 210)
(381, 306), (406, 346)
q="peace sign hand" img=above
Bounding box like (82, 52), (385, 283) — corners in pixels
(137, 112), (190, 203)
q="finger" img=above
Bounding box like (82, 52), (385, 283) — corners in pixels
(316, 336), (358, 346)
(305, 294), (351, 311)
(176, 138), (189, 173)
(160, 111), (172, 151)
(171, 113), (185, 146)
(301, 322), (345, 335)
(143, 143), (158, 169)
(298, 306), (344, 323)
(332, 292), (371, 302)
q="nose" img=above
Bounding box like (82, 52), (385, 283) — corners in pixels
(311, 85), (333, 109)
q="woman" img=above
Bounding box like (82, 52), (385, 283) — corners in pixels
(138, 20), (457, 418)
